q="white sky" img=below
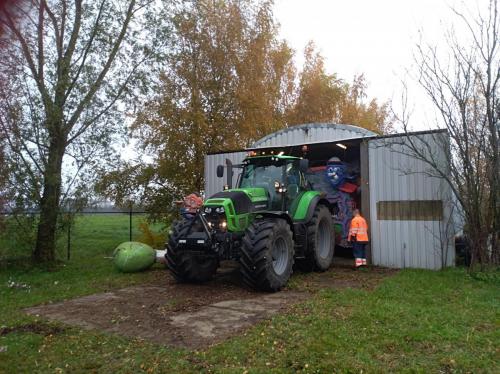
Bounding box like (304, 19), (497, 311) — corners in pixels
(274, 0), (473, 131)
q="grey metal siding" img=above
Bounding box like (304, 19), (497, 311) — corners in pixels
(368, 134), (455, 269)
(204, 151), (246, 197)
(251, 123), (376, 148)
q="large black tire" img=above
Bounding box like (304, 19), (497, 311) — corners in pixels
(165, 219), (218, 283)
(240, 218), (294, 292)
(300, 205), (335, 271)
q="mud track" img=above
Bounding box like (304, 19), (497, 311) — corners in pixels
(25, 258), (397, 349)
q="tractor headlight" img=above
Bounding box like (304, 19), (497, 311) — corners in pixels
(220, 220), (227, 230)
(215, 206), (225, 213)
(204, 207), (212, 214)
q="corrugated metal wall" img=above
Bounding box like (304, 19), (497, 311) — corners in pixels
(368, 133), (455, 269)
(204, 151), (246, 197)
(251, 123), (375, 148)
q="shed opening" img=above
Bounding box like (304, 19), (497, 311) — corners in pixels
(248, 138), (365, 250)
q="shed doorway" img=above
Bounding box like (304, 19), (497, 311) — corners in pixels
(248, 138), (367, 258)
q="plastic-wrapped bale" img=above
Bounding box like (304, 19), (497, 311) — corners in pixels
(113, 242), (156, 273)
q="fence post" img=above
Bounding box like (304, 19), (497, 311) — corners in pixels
(129, 204), (133, 242)
(67, 214), (71, 260)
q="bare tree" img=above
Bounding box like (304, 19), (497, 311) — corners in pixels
(396, 0), (499, 268)
(0, 1), (171, 262)
(0, 133), (8, 215)
(422, 199), (458, 268)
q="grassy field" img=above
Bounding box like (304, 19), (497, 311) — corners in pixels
(1, 215), (499, 373)
(0, 213), (166, 262)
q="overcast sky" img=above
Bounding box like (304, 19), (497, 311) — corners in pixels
(274, 0), (477, 131)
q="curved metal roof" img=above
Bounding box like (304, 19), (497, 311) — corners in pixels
(251, 123), (377, 148)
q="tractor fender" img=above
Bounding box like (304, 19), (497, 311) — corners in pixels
(258, 212), (295, 235)
(303, 196), (334, 223)
(293, 192), (334, 223)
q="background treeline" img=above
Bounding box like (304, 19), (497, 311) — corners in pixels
(96, 0), (391, 220)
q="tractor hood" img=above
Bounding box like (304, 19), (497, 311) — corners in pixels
(204, 188), (268, 214)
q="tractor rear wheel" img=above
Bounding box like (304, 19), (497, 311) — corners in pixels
(300, 205), (335, 271)
(240, 218), (294, 292)
(165, 219), (218, 283)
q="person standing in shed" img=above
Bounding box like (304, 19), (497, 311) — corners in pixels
(348, 209), (369, 268)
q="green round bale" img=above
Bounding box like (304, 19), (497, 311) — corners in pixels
(113, 241), (156, 273)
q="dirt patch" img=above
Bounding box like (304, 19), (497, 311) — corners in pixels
(294, 260), (398, 292)
(24, 258), (397, 349)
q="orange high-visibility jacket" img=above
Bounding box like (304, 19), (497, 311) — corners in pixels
(348, 215), (369, 242)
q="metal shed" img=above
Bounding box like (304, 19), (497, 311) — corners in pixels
(252, 123), (376, 148)
(204, 123), (455, 270)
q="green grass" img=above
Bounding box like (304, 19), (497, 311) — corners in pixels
(0, 213), (166, 262)
(1, 215), (499, 373)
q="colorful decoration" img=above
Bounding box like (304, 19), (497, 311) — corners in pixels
(326, 190), (355, 247)
(339, 182), (358, 194)
(325, 157), (358, 191)
(306, 157), (360, 247)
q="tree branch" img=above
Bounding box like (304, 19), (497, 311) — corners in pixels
(67, 54), (148, 145)
(37, 1), (45, 93)
(63, 0), (106, 104)
(66, 0), (137, 132)
(41, 0), (62, 63)
(1, 7), (52, 112)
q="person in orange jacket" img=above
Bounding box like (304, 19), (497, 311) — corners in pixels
(348, 209), (369, 268)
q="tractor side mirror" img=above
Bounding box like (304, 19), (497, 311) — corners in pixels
(299, 159), (309, 172)
(216, 165), (224, 178)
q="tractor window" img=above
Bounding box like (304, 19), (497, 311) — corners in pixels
(285, 161), (310, 215)
(285, 162), (300, 186)
(286, 162), (308, 190)
(285, 162), (302, 208)
(239, 162), (284, 210)
(240, 164), (283, 188)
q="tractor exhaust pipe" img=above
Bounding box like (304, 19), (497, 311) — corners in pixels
(226, 158), (233, 189)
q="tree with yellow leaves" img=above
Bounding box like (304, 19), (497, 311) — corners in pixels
(102, 0), (295, 218)
(288, 42), (392, 134)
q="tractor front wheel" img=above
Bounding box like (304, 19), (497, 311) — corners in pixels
(240, 218), (294, 292)
(165, 219), (218, 283)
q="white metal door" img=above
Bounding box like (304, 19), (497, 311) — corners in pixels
(367, 133), (455, 269)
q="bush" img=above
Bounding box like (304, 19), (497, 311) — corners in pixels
(0, 214), (37, 262)
(137, 221), (167, 249)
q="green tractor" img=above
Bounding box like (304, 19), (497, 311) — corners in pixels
(166, 153), (336, 291)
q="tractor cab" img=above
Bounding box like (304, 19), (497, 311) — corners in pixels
(238, 154), (309, 212)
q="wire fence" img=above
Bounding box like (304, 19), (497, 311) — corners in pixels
(0, 209), (168, 261)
